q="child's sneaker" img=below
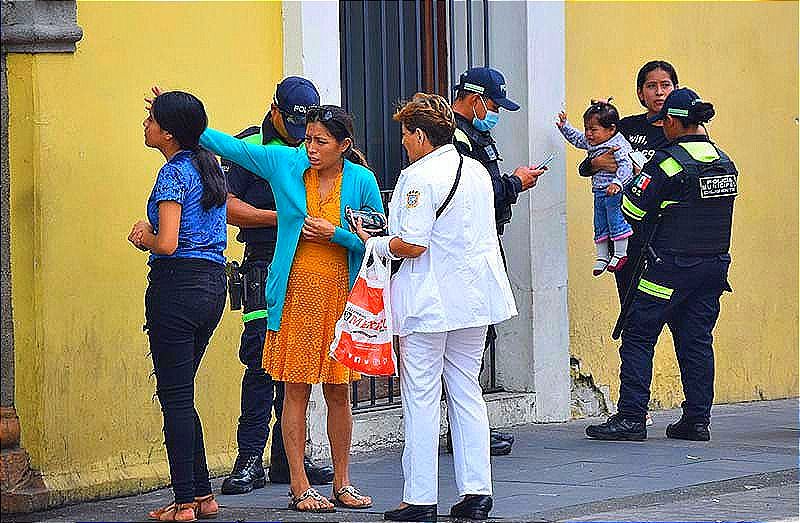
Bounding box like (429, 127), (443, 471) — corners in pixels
(593, 258), (610, 277)
(645, 412), (653, 426)
(607, 255), (628, 273)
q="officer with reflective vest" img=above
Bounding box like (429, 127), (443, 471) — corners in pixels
(221, 77), (333, 494)
(586, 88), (736, 442)
(450, 67), (546, 456)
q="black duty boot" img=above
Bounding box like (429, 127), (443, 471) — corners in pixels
(450, 494), (493, 520)
(384, 503), (438, 521)
(490, 434), (512, 456)
(491, 429), (514, 445)
(666, 417), (711, 441)
(268, 456), (334, 485)
(585, 413), (647, 441)
(304, 456), (334, 485)
(220, 454), (266, 495)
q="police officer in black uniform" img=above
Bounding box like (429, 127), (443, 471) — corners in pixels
(221, 77), (333, 494)
(450, 67), (546, 455)
(586, 88), (736, 442)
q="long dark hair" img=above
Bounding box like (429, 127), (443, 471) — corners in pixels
(306, 105), (370, 169)
(636, 60), (679, 108)
(676, 100), (716, 127)
(152, 91), (226, 210)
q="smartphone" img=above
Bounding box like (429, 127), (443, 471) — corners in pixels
(629, 150), (648, 170)
(536, 153), (556, 170)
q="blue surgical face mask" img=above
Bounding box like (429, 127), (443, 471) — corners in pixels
(472, 95), (500, 132)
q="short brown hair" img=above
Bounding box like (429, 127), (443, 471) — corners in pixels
(393, 93), (456, 147)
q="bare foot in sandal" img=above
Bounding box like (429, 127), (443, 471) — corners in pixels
(332, 485), (373, 509)
(289, 487), (335, 513)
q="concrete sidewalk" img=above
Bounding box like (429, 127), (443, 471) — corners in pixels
(5, 399), (798, 522)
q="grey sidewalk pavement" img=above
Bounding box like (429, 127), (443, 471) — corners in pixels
(5, 398), (798, 522)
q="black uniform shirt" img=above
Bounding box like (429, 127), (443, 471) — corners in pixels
(621, 134), (713, 224)
(452, 113), (523, 234)
(619, 113), (670, 164)
(224, 118), (284, 246)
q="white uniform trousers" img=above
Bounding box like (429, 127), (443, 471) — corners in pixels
(399, 326), (492, 505)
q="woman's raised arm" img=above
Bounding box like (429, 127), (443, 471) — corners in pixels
(200, 127), (301, 181)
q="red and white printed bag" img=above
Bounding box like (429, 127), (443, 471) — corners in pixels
(329, 239), (396, 376)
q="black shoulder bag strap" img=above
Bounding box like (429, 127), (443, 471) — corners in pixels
(391, 153), (463, 275)
(435, 153), (463, 219)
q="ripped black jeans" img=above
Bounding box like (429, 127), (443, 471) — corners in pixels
(145, 258), (227, 504)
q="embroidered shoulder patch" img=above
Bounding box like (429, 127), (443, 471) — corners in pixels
(635, 173), (651, 191)
(406, 190), (421, 208)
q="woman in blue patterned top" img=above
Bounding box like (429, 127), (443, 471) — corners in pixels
(128, 91), (227, 522)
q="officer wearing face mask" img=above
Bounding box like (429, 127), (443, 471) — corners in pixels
(451, 67), (545, 236)
(450, 67), (546, 457)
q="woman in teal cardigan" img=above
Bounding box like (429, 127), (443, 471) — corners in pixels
(201, 106), (382, 513)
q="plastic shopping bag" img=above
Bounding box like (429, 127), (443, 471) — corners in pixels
(329, 240), (396, 376)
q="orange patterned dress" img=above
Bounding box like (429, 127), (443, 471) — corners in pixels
(263, 169), (361, 384)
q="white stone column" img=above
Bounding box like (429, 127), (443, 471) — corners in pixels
(488, 1), (571, 422)
(281, 0), (342, 460)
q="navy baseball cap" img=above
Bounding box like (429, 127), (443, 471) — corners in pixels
(274, 76), (320, 140)
(647, 87), (703, 123)
(454, 67), (520, 111)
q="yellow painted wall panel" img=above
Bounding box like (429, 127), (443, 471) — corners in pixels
(565, 2), (798, 408)
(8, 0), (284, 498)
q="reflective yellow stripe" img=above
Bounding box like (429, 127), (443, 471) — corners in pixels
(622, 195), (646, 221)
(453, 129), (472, 151)
(679, 142), (719, 163)
(660, 200), (680, 209)
(638, 278), (673, 299)
(659, 157), (683, 177)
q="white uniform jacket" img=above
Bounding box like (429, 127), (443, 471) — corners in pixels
(388, 144), (517, 337)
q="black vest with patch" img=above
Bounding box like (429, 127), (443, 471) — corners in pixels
(655, 143), (737, 255)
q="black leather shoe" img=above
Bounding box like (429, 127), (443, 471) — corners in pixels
(383, 504), (437, 521)
(490, 436), (512, 456)
(450, 495), (493, 520)
(491, 429), (514, 445)
(586, 414), (647, 441)
(666, 417), (711, 441)
(220, 454), (266, 495)
(268, 456), (334, 485)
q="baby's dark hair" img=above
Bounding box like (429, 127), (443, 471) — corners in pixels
(583, 99), (619, 130)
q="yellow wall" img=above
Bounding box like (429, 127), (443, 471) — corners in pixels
(8, 1), (284, 503)
(565, 2), (799, 410)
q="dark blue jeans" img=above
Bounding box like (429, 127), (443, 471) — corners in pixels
(145, 258), (226, 504)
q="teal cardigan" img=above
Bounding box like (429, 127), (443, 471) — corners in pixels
(200, 128), (384, 331)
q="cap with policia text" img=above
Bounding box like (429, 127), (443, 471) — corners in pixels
(454, 67), (520, 111)
(647, 87), (703, 123)
(274, 76), (320, 140)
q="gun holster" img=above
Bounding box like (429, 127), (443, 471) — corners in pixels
(242, 263), (268, 313)
(227, 261), (243, 310)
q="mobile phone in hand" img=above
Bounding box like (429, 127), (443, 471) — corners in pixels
(536, 153), (556, 170)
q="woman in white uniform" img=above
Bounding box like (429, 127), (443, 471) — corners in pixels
(358, 93), (517, 522)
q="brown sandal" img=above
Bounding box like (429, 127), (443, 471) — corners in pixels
(331, 485), (373, 509)
(147, 502), (197, 522)
(194, 494), (218, 519)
